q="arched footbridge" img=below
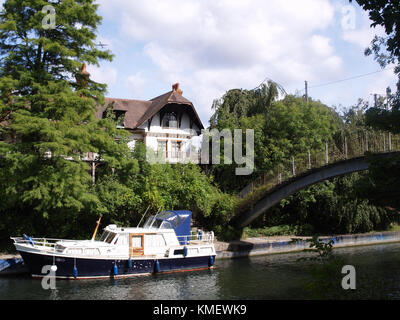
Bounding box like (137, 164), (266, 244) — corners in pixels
(233, 152), (400, 228)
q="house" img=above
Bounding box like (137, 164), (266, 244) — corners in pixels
(96, 83), (204, 163)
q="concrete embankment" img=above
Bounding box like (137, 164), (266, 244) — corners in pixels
(215, 231), (400, 259)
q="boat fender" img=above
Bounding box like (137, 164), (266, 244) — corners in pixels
(183, 246), (188, 257)
(73, 266), (78, 278)
(23, 234), (35, 246)
(51, 265), (57, 272)
(128, 258), (133, 269)
(154, 260), (160, 273)
(208, 256), (215, 267)
(113, 263), (118, 276)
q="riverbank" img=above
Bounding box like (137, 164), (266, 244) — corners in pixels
(215, 231), (400, 259)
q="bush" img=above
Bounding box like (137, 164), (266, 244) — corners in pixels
(242, 224), (314, 238)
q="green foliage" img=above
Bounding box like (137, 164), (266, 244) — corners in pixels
(0, 0), (134, 242)
(125, 143), (238, 236)
(210, 89), (341, 192)
(1, 0), (398, 247)
(350, 0), (400, 133)
(366, 153), (400, 212)
(209, 81), (282, 130)
(243, 224), (314, 238)
(351, 0), (400, 71)
(259, 173), (392, 235)
(295, 236), (334, 262)
(231, 95), (397, 236)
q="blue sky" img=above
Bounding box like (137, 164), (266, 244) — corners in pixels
(91, 0), (398, 126)
(4, 0), (397, 126)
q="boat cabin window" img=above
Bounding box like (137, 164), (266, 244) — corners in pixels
(160, 221), (173, 229)
(100, 231), (117, 244)
(174, 249), (185, 255)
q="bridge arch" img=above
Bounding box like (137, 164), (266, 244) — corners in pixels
(233, 152), (400, 228)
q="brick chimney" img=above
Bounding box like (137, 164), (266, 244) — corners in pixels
(76, 63), (91, 89)
(172, 83), (183, 95)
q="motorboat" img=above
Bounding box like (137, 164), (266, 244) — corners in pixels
(11, 210), (216, 279)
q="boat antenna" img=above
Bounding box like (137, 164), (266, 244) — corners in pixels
(136, 205), (151, 228)
(91, 215), (102, 241)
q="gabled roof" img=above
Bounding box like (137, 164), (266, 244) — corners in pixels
(97, 84), (204, 130)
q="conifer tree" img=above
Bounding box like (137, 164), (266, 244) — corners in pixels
(0, 0), (129, 234)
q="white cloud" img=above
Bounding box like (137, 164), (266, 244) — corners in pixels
(87, 65), (118, 88)
(309, 35), (334, 57)
(127, 72), (149, 97)
(341, 7), (386, 49)
(98, 0), (393, 122)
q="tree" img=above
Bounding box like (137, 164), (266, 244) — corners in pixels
(350, 0), (400, 132)
(0, 0), (131, 239)
(209, 89), (341, 193)
(209, 81), (282, 129)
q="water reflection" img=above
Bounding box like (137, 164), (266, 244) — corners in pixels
(42, 269), (220, 300)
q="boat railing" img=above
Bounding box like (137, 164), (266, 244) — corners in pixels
(11, 237), (63, 252)
(10, 237), (105, 252)
(176, 231), (215, 245)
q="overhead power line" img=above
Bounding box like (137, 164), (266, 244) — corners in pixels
(307, 66), (396, 90)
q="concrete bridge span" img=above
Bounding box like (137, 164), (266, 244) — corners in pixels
(234, 152), (400, 228)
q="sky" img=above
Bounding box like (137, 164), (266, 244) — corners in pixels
(3, 0), (398, 127)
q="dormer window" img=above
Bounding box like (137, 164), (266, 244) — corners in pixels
(162, 112), (178, 129)
(115, 111), (125, 128)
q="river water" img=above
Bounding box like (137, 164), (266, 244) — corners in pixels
(1, 242), (400, 300)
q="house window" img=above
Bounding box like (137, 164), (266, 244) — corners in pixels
(171, 141), (182, 158)
(157, 140), (167, 158)
(115, 111), (125, 128)
(162, 112), (178, 129)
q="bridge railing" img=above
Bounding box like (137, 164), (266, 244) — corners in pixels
(238, 131), (400, 200)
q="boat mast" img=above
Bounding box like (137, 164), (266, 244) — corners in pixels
(91, 216), (102, 241)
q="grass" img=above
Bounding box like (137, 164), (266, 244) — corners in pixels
(242, 224), (314, 238)
(386, 223), (400, 232)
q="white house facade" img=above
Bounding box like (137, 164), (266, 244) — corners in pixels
(96, 83), (203, 164)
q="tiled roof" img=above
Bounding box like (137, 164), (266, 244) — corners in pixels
(97, 84), (204, 130)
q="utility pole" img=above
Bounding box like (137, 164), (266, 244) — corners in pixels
(91, 162), (96, 185)
(305, 81), (308, 103)
(292, 156), (296, 176)
(383, 133), (386, 152)
(386, 87), (391, 109)
(325, 142), (329, 165)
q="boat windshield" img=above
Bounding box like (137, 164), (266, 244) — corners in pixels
(142, 211), (184, 229)
(143, 216), (155, 228)
(99, 231), (117, 243)
(143, 216), (163, 229)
